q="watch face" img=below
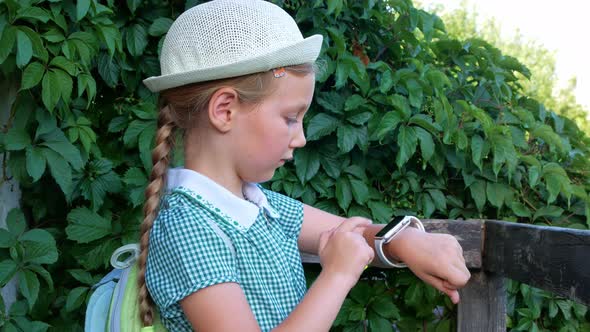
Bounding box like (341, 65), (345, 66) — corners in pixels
(376, 216), (405, 237)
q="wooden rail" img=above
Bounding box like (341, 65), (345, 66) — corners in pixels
(300, 219), (590, 331)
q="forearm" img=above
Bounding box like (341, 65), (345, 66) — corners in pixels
(272, 272), (354, 332)
(362, 224), (421, 268)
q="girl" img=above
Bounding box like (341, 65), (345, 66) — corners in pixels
(139, 0), (470, 331)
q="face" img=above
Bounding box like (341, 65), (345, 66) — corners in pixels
(231, 73), (315, 183)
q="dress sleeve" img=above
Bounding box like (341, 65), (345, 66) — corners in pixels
(145, 201), (238, 317)
(260, 188), (304, 240)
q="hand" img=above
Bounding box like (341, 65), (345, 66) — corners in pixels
(388, 227), (471, 304)
(318, 218), (374, 287)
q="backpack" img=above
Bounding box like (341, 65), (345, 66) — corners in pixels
(85, 218), (236, 332)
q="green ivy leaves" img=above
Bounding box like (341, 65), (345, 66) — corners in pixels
(0, 209), (57, 312)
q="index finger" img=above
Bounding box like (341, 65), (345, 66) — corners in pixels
(336, 218), (372, 233)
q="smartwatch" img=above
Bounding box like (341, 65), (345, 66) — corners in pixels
(374, 216), (425, 268)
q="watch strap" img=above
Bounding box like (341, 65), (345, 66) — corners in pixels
(375, 217), (425, 268)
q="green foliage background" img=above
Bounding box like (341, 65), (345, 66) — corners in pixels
(0, 0), (588, 331)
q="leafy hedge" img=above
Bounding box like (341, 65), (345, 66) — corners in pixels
(0, 0), (588, 331)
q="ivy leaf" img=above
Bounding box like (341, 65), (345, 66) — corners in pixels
(127, 0), (142, 13)
(486, 182), (510, 209)
(125, 24), (148, 57)
(78, 73), (97, 106)
(18, 270), (40, 310)
(367, 201), (393, 224)
(20, 62), (45, 90)
(0, 229), (17, 248)
(21, 229), (58, 265)
(347, 112), (372, 125)
(68, 269), (94, 286)
(41, 70), (61, 112)
(138, 123), (156, 172)
(428, 189), (447, 211)
(96, 25), (122, 56)
(39, 128), (84, 170)
(52, 69), (73, 105)
(0, 260), (18, 285)
(15, 30), (33, 68)
(97, 52), (120, 88)
(42, 29), (65, 43)
(389, 94), (411, 120)
(148, 18), (173, 36)
(42, 148), (73, 196)
(396, 126), (417, 167)
(414, 126), (434, 161)
(76, 0), (91, 21)
(27, 265), (53, 292)
(469, 180), (486, 211)
(408, 114), (441, 135)
(6, 208), (26, 237)
(510, 202), (532, 218)
(49, 56), (77, 76)
(344, 94), (366, 112)
(370, 295), (400, 319)
(306, 113), (339, 141)
(337, 124), (357, 153)
(349, 178), (369, 205)
(471, 134), (486, 171)
(4, 128), (31, 151)
(375, 111), (402, 140)
(15, 7), (51, 23)
(294, 148), (320, 184)
(0, 26), (17, 64)
(65, 287), (88, 312)
(66, 208), (112, 243)
(335, 177), (352, 211)
(25, 146), (46, 182)
(368, 313), (394, 332)
(533, 205), (563, 221)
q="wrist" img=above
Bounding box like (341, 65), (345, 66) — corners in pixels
(384, 226), (423, 263)
(317, 269), (358, 290)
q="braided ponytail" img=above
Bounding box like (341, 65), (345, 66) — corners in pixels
(138, 105), (176, 327)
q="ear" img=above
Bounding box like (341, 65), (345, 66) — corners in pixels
(207, 87), (240, 133)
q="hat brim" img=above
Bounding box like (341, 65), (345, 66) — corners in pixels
(143, 34), (323, 93)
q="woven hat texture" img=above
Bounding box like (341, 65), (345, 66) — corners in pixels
(143, 0), (323, 92)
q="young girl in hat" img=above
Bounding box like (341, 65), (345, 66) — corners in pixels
(139, 0), (470, 331)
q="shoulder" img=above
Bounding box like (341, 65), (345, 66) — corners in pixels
(260, 186), (302, 212)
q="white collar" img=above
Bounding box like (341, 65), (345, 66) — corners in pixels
(165, 168), (279, 229)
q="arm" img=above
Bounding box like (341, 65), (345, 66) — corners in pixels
(299, 204), (471, 303)
(182, 218), (373, 332)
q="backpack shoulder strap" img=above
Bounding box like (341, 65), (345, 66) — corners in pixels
(203, 217), (236, 258)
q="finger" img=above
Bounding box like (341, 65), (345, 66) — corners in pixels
(336, 218), (372, 233)
(420, 274), (461, 304)
(446, 289), (460, 304)
(443, 265), (471, 288)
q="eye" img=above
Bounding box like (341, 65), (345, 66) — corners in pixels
(285, 117), (298, 125)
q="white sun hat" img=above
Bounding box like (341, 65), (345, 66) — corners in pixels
(142, 0), (323, 92)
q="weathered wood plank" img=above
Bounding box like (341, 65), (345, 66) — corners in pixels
(483, 220), (590, 306)
(457, 271), (506, 332)
(301, 219), (483, 269)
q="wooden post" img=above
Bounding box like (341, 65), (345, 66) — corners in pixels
(457, 271), (506, 332)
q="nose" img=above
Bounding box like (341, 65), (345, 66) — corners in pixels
(290, 123), (306, 148)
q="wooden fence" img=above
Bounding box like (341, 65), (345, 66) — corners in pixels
(301, 219), (590, 331)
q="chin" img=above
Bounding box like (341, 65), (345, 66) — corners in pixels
(243, 169), (277, 184)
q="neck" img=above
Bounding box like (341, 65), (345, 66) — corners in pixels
(183, 135), (245, 199)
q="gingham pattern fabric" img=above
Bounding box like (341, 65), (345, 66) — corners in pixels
(145, 184), (305, 331)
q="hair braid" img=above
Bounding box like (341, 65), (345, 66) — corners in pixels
(138, 105), (176, 327)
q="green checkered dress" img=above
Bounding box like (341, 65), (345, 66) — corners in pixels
(145, 170), (306, 331)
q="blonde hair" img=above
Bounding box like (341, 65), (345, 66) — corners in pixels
(137, 63), (316, 326)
